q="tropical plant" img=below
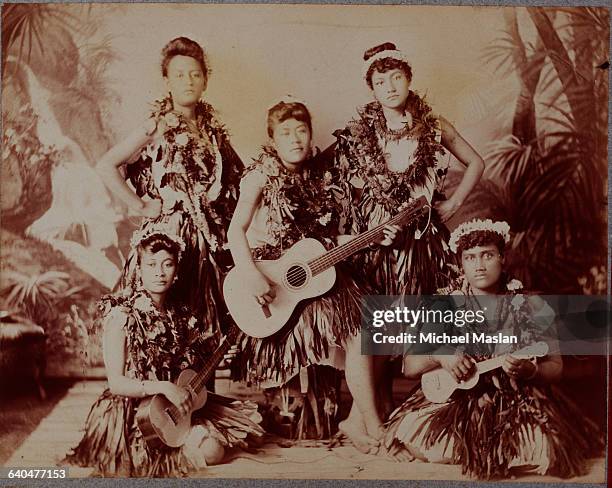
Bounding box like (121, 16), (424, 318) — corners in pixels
(1, 4), (82, 74)
(1, 269), (85, 324)
(483, 7), (608, 293)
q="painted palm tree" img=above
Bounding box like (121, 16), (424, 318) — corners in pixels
(483, 7), (608, 293)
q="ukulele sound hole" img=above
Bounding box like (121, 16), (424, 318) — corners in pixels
(285, 265), (308, 289)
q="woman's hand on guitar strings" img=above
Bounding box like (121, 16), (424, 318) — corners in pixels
(242, 267), (276, 305)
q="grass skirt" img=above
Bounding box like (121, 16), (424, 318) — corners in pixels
(232, 266), (364, 385)
(355, 195), (450, 296)
(383, 377), (603, 479)
(64, 389), (263, 477)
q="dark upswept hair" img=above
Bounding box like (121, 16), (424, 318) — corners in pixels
(161, 37), (208, 78)
(266, 101), (312, 138)
(364, 42), (413, 89)
(456, 230), (506, 257)
(136, 234), (181, 265)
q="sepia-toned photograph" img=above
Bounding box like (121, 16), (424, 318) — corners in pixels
(0, 3), (609, 482)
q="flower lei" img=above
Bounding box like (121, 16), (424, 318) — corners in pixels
(249, 147), (343, 260)
(335, 92), (446, 212)
(140, 96), (231, 252)
(98, 290), (204, 381)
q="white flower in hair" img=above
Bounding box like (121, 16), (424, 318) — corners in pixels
(362, 49), (412, 80)
(448, 218), (510, 253)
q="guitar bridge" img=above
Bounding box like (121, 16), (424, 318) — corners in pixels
(165, 408), (179, 425)
(261, 304), (271, 318)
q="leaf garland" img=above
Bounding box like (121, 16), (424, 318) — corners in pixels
(335, 92), (446, 212)
(247, 147), (344, 260)
(97, 290), (209, 382)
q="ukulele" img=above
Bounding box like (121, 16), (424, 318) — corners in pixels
(223, 196), (429, 338)
(421, 341), (549, 403)
(136, 326), (240, 448)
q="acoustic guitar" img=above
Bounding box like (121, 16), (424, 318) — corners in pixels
(223, 196), (429, 338)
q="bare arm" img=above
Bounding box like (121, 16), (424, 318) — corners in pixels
(227, 172), (264, 272)
(103, 309), (166, 397)
(96, 119), (162, 218)
(227, 171), (275, 303)
(436, 117), (485, 221)
(403, 355), (439, 379)
(103, 310), (193, 410)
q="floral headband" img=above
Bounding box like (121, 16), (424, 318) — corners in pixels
(448, 219), (510, 253)
(362, 49), (412, 80)
(130, 226), (186, 260)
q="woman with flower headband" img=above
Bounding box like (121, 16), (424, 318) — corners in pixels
(332, 41), (485, 435)
(97, 37), (243, 345)
(228, 97), (400, 453)
(65, 228), (264, 477)
(382, 218), (603, 479)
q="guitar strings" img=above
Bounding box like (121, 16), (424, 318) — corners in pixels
(282, 206), (420, 282)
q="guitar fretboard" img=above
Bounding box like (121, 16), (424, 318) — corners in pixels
(307, 196), (428, 275)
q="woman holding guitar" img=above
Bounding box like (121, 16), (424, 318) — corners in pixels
(382, 219), (602, 478)
(65, 229), (263, 477)
(228, 98), (399, 454)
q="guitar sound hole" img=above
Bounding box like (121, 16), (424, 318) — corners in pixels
(286, 265), (307, 288)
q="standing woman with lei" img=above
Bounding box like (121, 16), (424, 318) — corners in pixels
(65, 229), (264, 477)
(228, 98), (399, 451)
(97, 37), (243, 344)
(333, 42), (485, 423)
(382, 219), (603, 479)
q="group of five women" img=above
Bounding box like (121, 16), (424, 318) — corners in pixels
(65, 37), (601, 479)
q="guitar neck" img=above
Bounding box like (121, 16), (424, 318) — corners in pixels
(308, 196), (428, 275)
(188, 328), (236, 394)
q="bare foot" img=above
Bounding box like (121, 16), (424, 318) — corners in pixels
(339, 419), (379, 455)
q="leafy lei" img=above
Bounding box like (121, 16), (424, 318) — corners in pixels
(247, 147), (344, 260)
(334, 91), (446, 212)
(98, 290), (213, 382)
(438, 275), (550, 357)
(127, 96), (233, 252)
